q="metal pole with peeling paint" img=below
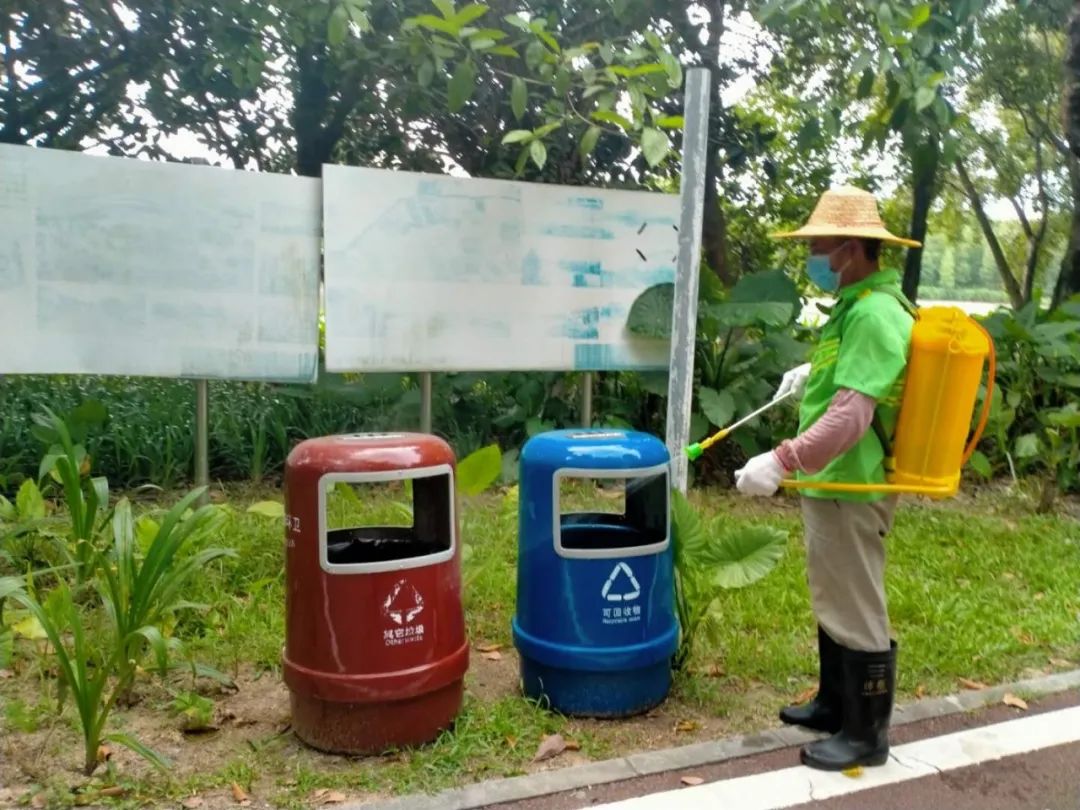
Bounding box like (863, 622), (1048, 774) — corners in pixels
(420, 372), (433, 434)
(666, 68), (711, 494)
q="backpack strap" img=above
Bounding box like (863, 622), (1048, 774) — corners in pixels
(856, 287), (918, 467)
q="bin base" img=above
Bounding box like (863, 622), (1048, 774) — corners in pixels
(289, 679), (464, 755)
(520, 656), (670, 718)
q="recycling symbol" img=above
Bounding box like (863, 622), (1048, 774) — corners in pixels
(601, 562), (641, 602)
(383, 579), (425, 625)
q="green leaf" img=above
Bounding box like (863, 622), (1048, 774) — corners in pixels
(706, 301), (794, 329)
(579, 125), (602, 159)
(529, 139), (547, 169)
(730, 268), (802, 308)
(655, 115), (684, 130)
(418, 59), (435, 88)
(104, 732), (172, 772)
(909, 3), (932, 27)
(641, 127), (670, 167)
(487, 45), (519, 57)
(536, 30), (560, 53)
(706, 526), (788, 589)
(1044, 409), (1080, 429)
(914, 86), (936, 112)
(457, 444), (502, 496)
(0, 494), (14, 522)
(447, 59), (476, 112)
(433, 0), (456, 17)
(247, 500), (285, 519)
(15, 480), (45, 521)
(856, 68), (876, 99)
(968, 450), (992, 479)
(627, 283), (674, 339)
(1015, 433), (1040, 459)
(12, 613), (47, 640)
(503, 13), (530, 31)
(698, 388), (735, 428)
(671, 489), (707, 567)
(453, 3), (488, 27)
(591, 109), (633, 131)
(415, 14), (460, 35)
(659, 52), (683, 88)
(511, 76), (527, 120)
(328, 5), (349, 46)
(501, 129), (533, 144)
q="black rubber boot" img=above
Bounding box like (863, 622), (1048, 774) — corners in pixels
(780, 626), (843, 733)
(800, 642), (896, 771)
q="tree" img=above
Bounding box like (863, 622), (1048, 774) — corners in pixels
(1053, 0), (1080, 307)
(946, 0), (1070, 309)
(0, 2), (163, 148)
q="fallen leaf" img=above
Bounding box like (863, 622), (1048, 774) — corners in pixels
(96, 745), (112, 763)
(915, 684), (927, 699)
(958, 677), (990, 691)
(181, 798), (205, 809)
(0, 669), (12, 679)
(505, 735), (518, 750)
(231, 782), (248, 803)
(476, 643), (503, 653)
(842, 766), (864, 778)
(12, 615), (46, 640)
(481, 651), (503, 661)
(97, 787), (127, 798)
(1003, 693), (1029, 711)
(564, 739), (582, 751)
(680, 776), (705, 786)
(674, 720), (699, 733)
(791, 686), (817, 705)
(1034, 592), (1045, 601)
(1049, 658), (1073, 668)
(31, 794), (47, 809)
(313, 789), (329, 799)
(323, 791), (346, 804)
(533, 733), (567, 762)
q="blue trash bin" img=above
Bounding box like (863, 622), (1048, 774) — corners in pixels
(512, 429), (677, 717)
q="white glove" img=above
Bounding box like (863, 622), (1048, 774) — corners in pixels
(775, 363), (812, 400)
(735, 452), (786, 497)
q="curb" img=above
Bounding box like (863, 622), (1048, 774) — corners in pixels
(352, 668), (1080, 810)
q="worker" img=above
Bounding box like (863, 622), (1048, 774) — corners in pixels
(733, 185), (919, 771)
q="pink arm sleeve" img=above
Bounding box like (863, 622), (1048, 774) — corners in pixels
(773, 389), (877, 474)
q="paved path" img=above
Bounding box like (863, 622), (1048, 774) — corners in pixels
(491, 690), (1080, 810)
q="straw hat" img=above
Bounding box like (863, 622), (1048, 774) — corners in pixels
(772, 185), (921, 248)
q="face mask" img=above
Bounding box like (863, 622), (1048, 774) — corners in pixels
(806, 253), (840, 293)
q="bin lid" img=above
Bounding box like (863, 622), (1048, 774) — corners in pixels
(287, 433), (454, 475)
(521, 429), (669, 472)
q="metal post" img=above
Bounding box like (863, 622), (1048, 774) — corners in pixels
(665, 68), (711, 494)
(420, 372), (433, 434)
(581, 372), (593, 428)
(194, 379), (210, 504)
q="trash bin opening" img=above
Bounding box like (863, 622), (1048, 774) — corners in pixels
(320, 470), (454, 570)
(557, 470), (668, 552)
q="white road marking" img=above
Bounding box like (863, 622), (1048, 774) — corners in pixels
(591, 705), (1080, 810)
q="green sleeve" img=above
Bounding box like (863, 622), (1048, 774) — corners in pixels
(833, 306), (910, 400)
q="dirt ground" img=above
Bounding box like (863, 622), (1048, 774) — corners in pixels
(0, 644), (789, 809)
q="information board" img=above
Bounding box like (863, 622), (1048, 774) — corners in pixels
(0, 144), (321, 382)
(323, 166), (679, 372)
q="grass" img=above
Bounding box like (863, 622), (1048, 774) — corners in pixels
(2, 483), (1079, 807)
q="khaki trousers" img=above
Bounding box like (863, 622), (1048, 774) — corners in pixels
(801, 496), (898, 653)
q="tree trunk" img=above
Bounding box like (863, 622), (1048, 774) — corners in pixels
(1053, 0), (1080, 308)
(902, 141), (941, 303)
(955, 158), (1025, 309)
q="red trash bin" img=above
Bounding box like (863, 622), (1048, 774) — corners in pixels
(283, 433), (468, 754)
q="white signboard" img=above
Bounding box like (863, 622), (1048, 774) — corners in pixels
(0, 144), (321, 382)
(323, 166), (678, 372)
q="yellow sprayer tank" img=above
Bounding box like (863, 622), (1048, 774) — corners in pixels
(889, 307), (994, 498)
(781, 305), (995, 499)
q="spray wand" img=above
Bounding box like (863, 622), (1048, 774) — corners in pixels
(684, 389), (795, 461)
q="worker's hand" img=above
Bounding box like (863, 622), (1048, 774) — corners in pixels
(775, 363), (812, 400)
(735, 452), (787, 497)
